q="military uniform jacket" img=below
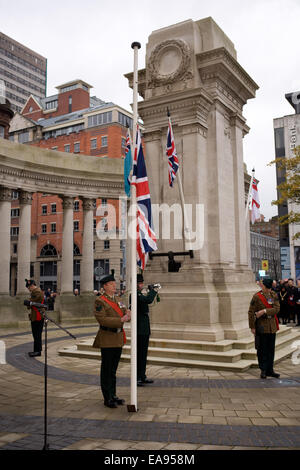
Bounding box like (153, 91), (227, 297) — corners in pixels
(28, 287), (44, 322)
(248, 290), (280, 334)
(93, 294), (127, 349)
(137, 289), (157, 335)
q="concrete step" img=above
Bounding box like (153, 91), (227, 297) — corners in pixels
(58, 325), (300, 372)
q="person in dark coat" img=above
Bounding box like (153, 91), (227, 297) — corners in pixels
(278, 285), (289, 324)
(136, 273), (158, 387)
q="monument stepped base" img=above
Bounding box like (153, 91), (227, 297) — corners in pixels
(58, 325), (300, 372)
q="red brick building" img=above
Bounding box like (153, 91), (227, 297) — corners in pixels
(9, 79), (132, 293)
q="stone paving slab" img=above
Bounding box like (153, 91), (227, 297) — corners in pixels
(1, 325), (300, 451)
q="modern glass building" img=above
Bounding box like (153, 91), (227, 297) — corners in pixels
(273, 91), (300, 280)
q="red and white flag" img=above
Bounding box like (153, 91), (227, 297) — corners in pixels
(251, 178), (260, 224)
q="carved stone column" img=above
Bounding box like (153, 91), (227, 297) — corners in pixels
(0, 187), (12, 295)
(80, 198), (94, 293)
(60, 196), (74, 294)
(17, 190), (32, 295)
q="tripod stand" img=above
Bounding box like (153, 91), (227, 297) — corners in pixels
(41, 309), (76, 451)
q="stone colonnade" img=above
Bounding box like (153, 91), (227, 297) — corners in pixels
(0, 186), (95, 296)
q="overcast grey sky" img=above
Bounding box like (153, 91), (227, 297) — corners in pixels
(1, 0), (299, 219)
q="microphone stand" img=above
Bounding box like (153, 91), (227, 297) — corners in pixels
(41, 309), (76, 451)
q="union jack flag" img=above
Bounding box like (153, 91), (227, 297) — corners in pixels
(166, 117), (179, 187)
(132, 125), (157, 269)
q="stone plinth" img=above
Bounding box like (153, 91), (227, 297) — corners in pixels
(126, 17), (259, 341)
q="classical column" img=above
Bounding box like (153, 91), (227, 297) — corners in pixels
(80, 198), (94, 293)
(60, 196), (74, 294)
(17, 190), (32, 295)
(0, 187), (12, 295)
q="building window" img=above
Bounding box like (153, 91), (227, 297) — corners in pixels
(118, 112), (133, 129)
(74, 244), (81, 255)
(90, 138), (97, 149)
(12, 191), (19, 200)
(102, 198), (107, 207)
(18, 131), (29, 143)
(101, 136), (108, 147)
(68, 95), (72, 113)
(10, 227), (19, 236)
(121, 137), (126, 148)
(87, 111), (112, 128)
(74, 220), (79, 231)
(13, 243), (17, 254)
(11, 208), (20, 217)
(42, 205), (47, 215)
(51, 203), (56, 213)
(40, 261), (57, 276)
(45, 99), (58, 110)
(93, 219), (97, 231)
(64, 144), (70, 153)
(41, 224), (47, 233)
(40, 244), (57, 257)
(74, 142), (80, 153)
(74, 201), (80, 211)
(51, 223), (56, 233)
(104, 240), (110, 250)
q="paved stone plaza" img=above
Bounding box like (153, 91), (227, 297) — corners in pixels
(0, 323), (300, 451)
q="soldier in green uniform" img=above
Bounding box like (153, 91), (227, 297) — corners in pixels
(248, 278), (280, 379)
(25, 279), (45, 357)
(92, 274), (131, 408)
(136, 273), (158, 387)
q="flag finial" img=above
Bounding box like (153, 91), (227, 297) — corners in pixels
(131, 42), (141, 49)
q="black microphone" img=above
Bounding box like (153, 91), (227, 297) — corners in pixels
(24, 300), (48, 310)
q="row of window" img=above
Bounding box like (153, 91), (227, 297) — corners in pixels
(1, 67), (45, 95)
(0, 56), (46, 87)
(44, 123), (84, 139)
(51, 137), (108, 154)
(41, 221), (80, 233)
(0, 48), (46, 77)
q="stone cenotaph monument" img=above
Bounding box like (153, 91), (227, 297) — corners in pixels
(126, 17), (259, 342)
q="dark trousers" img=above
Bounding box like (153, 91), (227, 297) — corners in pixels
(100, 347), (122, 402)
(31, 320), (44, 352)
(137, 334), (149, 381)
(256, 333), (276, 373)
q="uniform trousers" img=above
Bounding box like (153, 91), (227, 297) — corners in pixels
(31, 320), (44, 352)
(137, 334), (150, 381)
(100, 347), (122, 401)
(256, 333), (276, 374)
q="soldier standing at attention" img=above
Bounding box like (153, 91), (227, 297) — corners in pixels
(92, 274), (131, 408)
(248, 278), (280, 379)
(25, 279), (45, 357)
(136, 273), (158, 387)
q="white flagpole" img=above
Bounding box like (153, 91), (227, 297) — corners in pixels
(127, 41), (140, 413)
(176, 169), (192, 251)
(245, 168), (255, 222)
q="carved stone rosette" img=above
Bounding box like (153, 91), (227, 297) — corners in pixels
(147, 39), (193, 88)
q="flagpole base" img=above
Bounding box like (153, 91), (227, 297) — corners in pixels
(127, 404), (138, 412)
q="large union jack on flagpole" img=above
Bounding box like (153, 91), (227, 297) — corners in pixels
(131, 125), (157, 269)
